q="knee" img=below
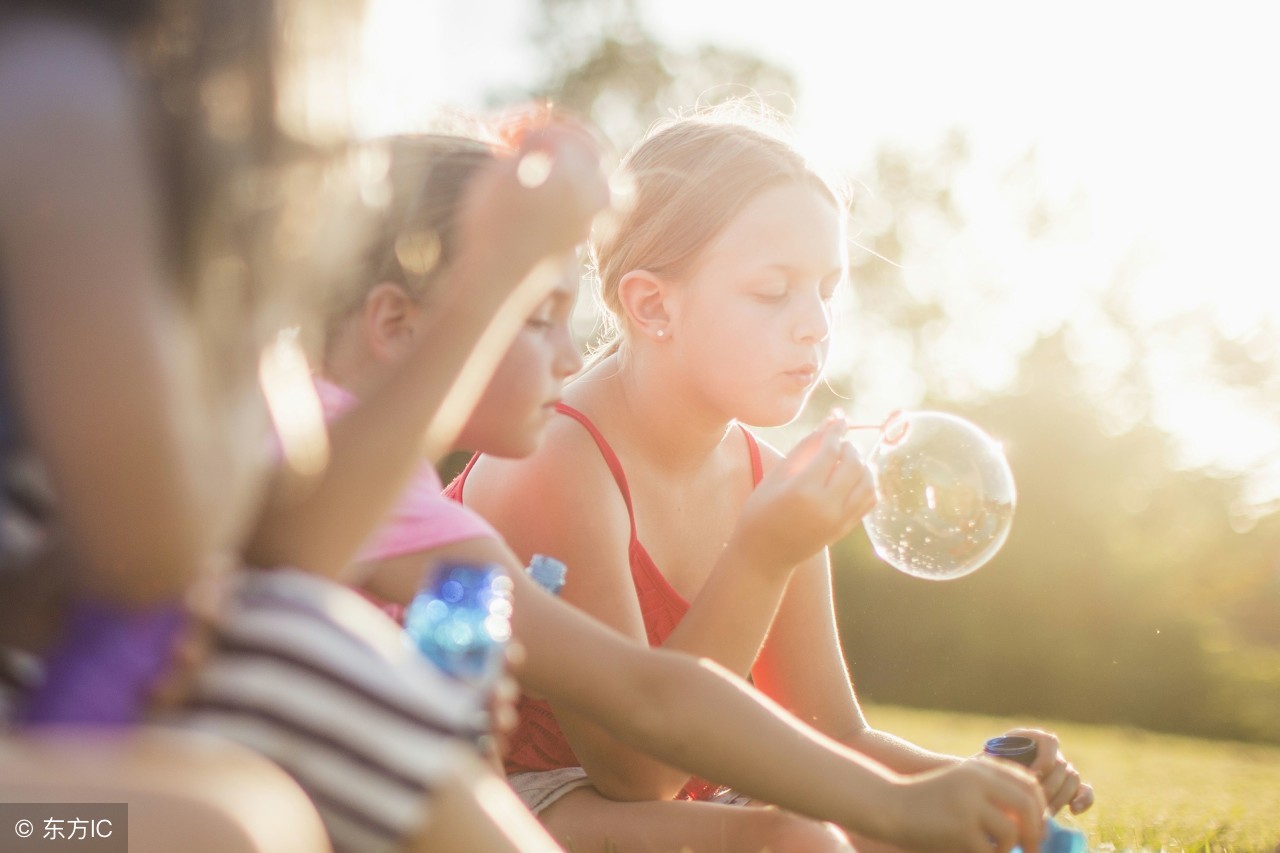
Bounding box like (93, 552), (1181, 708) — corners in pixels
(729, 808), (855, 853)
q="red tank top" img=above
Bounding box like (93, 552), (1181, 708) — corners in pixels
(444, 402), (764, 800)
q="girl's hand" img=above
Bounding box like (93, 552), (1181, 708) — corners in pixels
(480, 640), (526, 772)
(452, 120), (610, 304)
(1001, 728), (1095, 815)
(890, 756), (1046, 853)
(731, 414), (876, 575)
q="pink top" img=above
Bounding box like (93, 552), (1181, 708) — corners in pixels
(312, 378), (497, 568)
(447, 402), (764, 800)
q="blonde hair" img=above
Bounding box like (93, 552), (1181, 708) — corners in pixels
(590, 111), (844, 359)
(318, 134), (498, 357)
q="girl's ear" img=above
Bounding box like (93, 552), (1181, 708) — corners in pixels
(362, 282), (420, 362)
(617, 269), (673, 342)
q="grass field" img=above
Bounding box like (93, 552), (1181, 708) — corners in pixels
(864, 703), (1280, 852)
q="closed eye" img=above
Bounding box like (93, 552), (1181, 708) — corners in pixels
(819, 272), (843, 302)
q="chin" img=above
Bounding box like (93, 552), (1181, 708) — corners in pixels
(488, 430), (543, 460)
(739, 400), (808, 429)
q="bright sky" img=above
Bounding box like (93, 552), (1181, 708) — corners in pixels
(646, 0), (1280, 316)
(357, 0), (1280, 511)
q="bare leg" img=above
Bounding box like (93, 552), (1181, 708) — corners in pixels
(410, 746), (563, 852)
(539, 786), (854, 853)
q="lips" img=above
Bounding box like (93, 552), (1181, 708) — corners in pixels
(784, 364), (820, 386)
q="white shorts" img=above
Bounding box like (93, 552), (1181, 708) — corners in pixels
(508, 767), (754, 814)
(507, 767), (594, 814)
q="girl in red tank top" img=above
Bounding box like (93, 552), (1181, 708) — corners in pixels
(450, 400), (765, 800)
(458, 112), (1095, 846)
(324, 128), (1067, 853)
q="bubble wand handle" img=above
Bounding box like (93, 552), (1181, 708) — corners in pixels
(844, 409), (909, 444)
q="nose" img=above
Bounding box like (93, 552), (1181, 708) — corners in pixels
(555, 327), (584, 378)
(793, 290), (831, 345)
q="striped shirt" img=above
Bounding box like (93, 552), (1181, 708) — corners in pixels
(177, 568), (479, 852)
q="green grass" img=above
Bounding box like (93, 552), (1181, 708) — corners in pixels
(864, 703), (1280, 852)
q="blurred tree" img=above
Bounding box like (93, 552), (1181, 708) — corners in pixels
(824, 136), (1280, 741)
(517, 0), (797, 151)
(835, 330), (1280, 742)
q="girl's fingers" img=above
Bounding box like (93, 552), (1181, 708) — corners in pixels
(503, 638), (528, 675)
(1069, 783), (1095, 814)
(829, 441), (869, 490)
(1047, 764), (1082, 815)
(780, 417), (841, 479)
(982, 804), (1021, 853)
(528, 126), (609, 208)
(799, 426), (849, 488)
(1006, 728), (1060, 778)
(983, 761), (1045, 851)
(843, 474), (876, 519)
(823, 438), (853, 487)
(823, 440), (875, 513)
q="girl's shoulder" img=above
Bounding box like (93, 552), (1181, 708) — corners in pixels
(462, 406), (634, 555)
(741, 425), (787, 473)
(470, 400), (619, 485)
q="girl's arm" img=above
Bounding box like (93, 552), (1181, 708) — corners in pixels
(464, 418), (701, 799)
(514, 557), (1050, 852)
(0, 22), (211, 604)
(754, 515), (1095, 814)
(657, 421), (875, 673)
(751, 548), (957, 774)
(243, 129), (607, 578)
(459, 433), (873, 798)
(362, 533), (1047, 852)
(467, 416), (880, 799)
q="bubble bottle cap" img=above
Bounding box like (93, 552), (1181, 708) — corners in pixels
(983, 735), (1038, 767)
(527, 553), (567, 596)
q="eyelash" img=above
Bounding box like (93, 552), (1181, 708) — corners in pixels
(755, 286), (836, 304)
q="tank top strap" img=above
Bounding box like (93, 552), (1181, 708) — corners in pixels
(444, 451), (483, 501)
(739, 425), (764, 486)
(553, 403), (639, 538)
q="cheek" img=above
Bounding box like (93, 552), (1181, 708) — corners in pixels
(694, 307), (782, 364)
(477, 337), (546, 415)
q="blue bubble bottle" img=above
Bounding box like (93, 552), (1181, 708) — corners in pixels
(983, 736), (1088, 853)
(404, 560), (513, 736)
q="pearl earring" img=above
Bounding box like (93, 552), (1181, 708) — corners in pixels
(656, 328), (665, 339)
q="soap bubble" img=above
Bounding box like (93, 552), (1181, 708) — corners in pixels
(862, 411), (1016, 580)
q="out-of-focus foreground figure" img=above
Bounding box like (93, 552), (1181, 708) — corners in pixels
(0, 1), (600, 849)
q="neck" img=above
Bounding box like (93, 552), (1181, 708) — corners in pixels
(320, 326), (394, 403)
(577, 344), (736, 476)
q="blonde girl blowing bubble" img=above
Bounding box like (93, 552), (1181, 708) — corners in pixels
(457, 111), (1094, 850)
